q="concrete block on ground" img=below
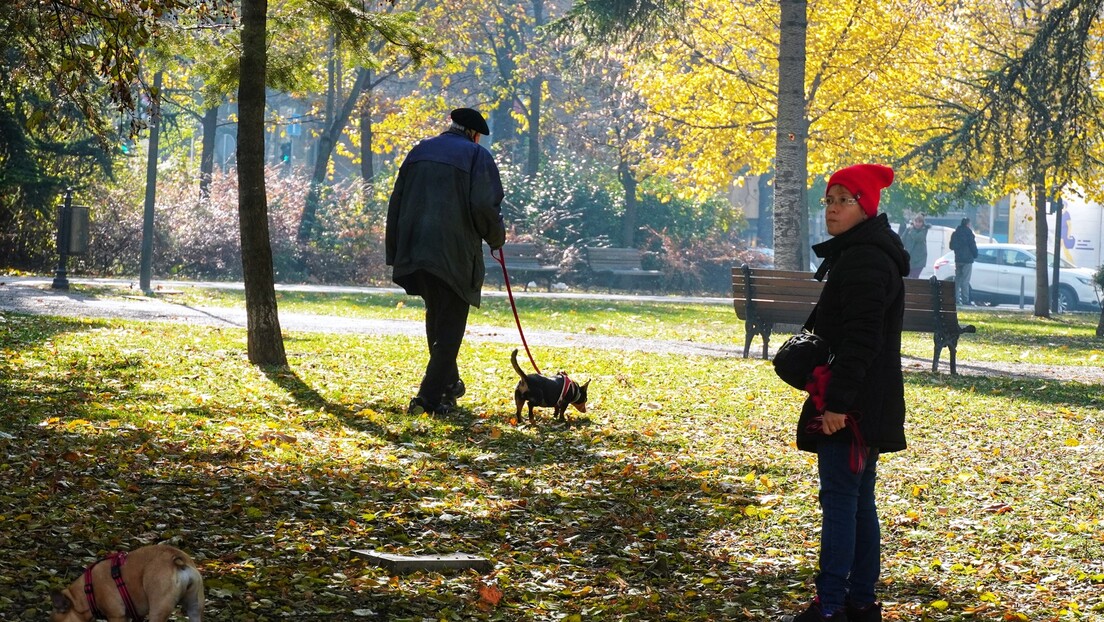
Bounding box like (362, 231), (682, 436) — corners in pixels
(353, 549), (492, 574)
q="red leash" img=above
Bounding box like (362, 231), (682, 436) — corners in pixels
(491, 247), (542, 375)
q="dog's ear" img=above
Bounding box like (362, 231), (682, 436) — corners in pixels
(582, 380), (590, 388)
(50, 589), (73, 613)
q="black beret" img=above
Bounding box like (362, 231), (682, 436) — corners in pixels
(450, 108), (490, 135)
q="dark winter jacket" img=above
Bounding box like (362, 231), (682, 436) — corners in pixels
(386, 129), (506, 307)
(949, 224), (978, 265)
(900, 222), (930, 273)
(797, 213), (909, 453)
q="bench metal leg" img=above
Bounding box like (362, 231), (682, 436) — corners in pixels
(933, 331), (961, 375)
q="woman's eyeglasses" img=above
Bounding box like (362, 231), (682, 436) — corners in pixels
(820, 197), (859, 207)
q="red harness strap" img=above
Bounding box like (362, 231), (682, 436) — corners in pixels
(83, 552), (143, 621)
(557, 373), (575, 407)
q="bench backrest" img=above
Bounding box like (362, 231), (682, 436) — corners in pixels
(486, 243), (554, 268)
(732, 267), (960, 332)
(732, 268), (821, 325)
(586, 247), (645, 271)
(901, 279), (959, 331)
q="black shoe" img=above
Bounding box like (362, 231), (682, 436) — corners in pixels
(407, 397), (429, 415)
(434, 401), (459, 416)
(782, 601), (841, 622)
(444, 379), (466, 400)
(409, 396), (457, 416)
(845, 602), (881, 622)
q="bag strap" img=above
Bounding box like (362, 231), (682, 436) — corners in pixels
(802, 303), (818, 332)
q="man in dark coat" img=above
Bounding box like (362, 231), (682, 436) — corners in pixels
(784, 163), (908, 622)
(949, 217), (978, 305)
(386, 108), (506, 415)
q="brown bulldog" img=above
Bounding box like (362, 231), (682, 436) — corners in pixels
(50, 544), (204, 622)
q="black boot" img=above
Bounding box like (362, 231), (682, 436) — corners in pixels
(782, 601), (842, 621)
(845, 602), (881, 622)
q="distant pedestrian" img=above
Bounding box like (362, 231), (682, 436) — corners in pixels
(949, 218), (978, 305)
(899, 214), (930, 278)
(386, 107), (506, 415)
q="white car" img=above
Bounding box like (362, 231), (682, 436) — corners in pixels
(932, 243), (1102, 311)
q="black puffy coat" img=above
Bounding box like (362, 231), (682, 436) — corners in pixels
(386, 129), (507, 307)
(796, 214), (910, 453)
(949, 224), (978, 265)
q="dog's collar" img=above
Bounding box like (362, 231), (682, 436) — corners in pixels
(83, 552), (143, 621)
(557, 373), (575, 407)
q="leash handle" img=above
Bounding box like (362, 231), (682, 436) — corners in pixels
(491, 246), (542, 375)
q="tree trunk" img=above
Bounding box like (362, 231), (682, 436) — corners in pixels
(1031, 173), (1050, 317)
(491, 98), (518, 157)
(139, 70), (163, 293)
(757, 172), (774, 246)
(1050, 195), (1063, 314)
(199, 105), (218, 201)
(618, 161), (637, 247)
(526, 75), (542, 177)
(326, 28), (337, 125)
(297, 67), (370, 243)
(525, 0), (544, 177)
(360, 70), (374, 184)
(238, 0), (287, 367)
(1097, 306), (1104, 337)
(773, 0), (809, 272)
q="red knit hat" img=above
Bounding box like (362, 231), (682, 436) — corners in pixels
(826, 164), (895, 217)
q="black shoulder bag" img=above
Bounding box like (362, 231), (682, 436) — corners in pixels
(772, 305), (832, 390)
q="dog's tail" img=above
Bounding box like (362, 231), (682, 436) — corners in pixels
(510, 348), (527, 380)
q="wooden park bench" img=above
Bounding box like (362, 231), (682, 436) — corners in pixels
(732, 264), (976, 374)
(584, 247), (663, 293)
(484, 242), (560, 292)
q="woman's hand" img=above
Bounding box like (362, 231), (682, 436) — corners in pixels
(821, 410), (848, 434)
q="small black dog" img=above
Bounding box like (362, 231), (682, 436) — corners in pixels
(511, 349), (589, 425)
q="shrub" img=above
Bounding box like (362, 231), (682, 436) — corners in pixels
(74, 167), (386, 285)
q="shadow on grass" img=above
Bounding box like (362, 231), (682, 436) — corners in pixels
(905, 368), (1103, 410)
(262, 365), (352, 414)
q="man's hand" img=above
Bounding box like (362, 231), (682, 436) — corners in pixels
(821, 410), (848, 435)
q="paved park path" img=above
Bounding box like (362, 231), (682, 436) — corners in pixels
(1, 276), (1101, 384)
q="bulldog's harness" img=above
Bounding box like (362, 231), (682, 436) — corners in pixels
(84, 552), (143, 621)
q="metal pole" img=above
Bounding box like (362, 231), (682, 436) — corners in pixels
(51, 188), (73, 290)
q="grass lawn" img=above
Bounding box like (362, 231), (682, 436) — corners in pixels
(97, 283), (1104, 366)
(1, 296), (1102, 620)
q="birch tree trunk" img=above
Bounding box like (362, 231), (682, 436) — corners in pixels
(774, 0), (810, 271)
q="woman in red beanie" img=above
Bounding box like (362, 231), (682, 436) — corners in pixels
(783, 164), (909, 622)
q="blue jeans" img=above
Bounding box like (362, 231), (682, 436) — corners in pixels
(815, 441), (881, 615)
